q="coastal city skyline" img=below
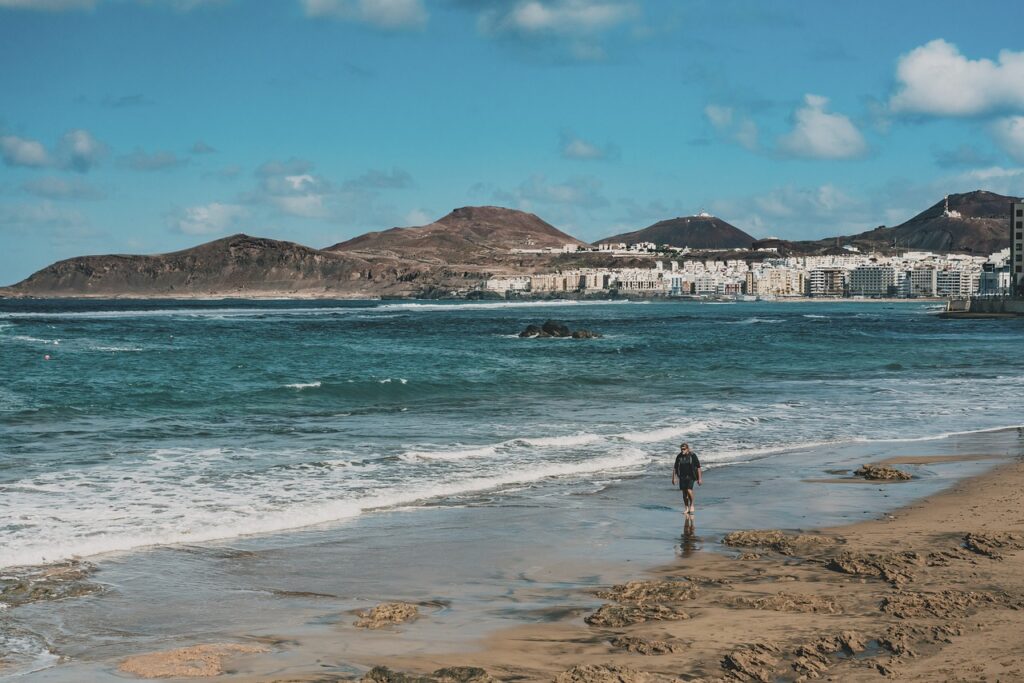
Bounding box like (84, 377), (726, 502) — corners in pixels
(3, 0), (1024, 283)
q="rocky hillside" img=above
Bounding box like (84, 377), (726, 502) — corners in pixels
(327, 206), (589, 264)
(597, 214), (755, 250)
(1, 234), (421, 297)
(801, 191), (1018, 255)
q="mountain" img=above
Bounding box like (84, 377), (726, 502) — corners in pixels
(1, 234), (418, 297)
(597, 214), (755, 250)
(810, 190), (1018, 255)
(327, 206), (589, 264)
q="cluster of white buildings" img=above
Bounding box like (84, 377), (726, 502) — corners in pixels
(485, 249), (1013, 299)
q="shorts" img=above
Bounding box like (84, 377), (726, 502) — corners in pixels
(679, 478), (695, 491)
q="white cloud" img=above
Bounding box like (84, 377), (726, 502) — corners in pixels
(476, 0), (638, 62)
(58, 129), (105, 172)
(172, 202), (247, 235)
(190, 140), (216, 154)
(301, 0), (427, 29)
(560, 131), (617, 160)
(889, 39), (1024, 117)
(709, 184), (874, 239)
(484, 0), (636, 35)
(990, 116), (1024, 163)
(777, 94), (866, 160)
(704, 104), (759, 151)
(254, 159), (332, 219)
(342, 167), (414, 190)
(1, 135), (51, 168)
(1, 129), (105, 172)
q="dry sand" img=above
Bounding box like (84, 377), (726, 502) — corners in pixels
(261, 454), (1024, 682)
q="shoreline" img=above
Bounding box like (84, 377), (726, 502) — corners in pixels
(14, 427), (1014, 682)
(282, 437), (1022, 682)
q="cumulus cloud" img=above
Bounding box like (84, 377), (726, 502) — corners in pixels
(889, 39), (1024, 117)
(190, 141), (216, 154)
(476, 0), (639, 61)
(704, 104), (759, 151)
(559, 131), (618, 160)
(22, 176), (105, 200)
(171, 202), (247, 235)
(1, 135), (51, 168)
(990, 116), (1024, 163)
(404, 208), (432, 225)
(253, 158), (332, 219)
(708, 184), (876, 239)
(57, 129), (105, 172)
(1, 129), (105, 172)
(119, 148), (188, 171)
(301, 0), (427, 29)
(0, 201), (88, 236)
(777, 94), (866, 160)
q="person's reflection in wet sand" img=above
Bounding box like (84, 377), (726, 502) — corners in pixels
(677, 514), (700, 558)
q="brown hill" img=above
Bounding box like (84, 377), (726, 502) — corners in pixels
(327, 206), (589, 264)
(597, 214), (755, 250)
(2, 234), (418, 297)
(805, 190), (1018, 254)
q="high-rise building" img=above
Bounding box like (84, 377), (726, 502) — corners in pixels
(1013, 202), (1024, 294)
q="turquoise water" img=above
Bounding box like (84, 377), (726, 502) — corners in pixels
(2, 298), (1023, 570)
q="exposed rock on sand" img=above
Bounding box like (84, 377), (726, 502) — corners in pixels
(854, 464), (912, 481)
(825, 550), (921, 585)
(553, 663), (659, 683)
(610, 636), (679, 655)
(963, 531), (1024, 559)
(596, 579), (698, 603)
(585, 603), (689, 627)
(733, 592), (840, 614)
(880, 590), (993, 619)
(791, 631), (866, 679)
(721, 530), (839, 556)
(118, 643), (268, 679)
(362, 665), (495, 683)
(354, 602), (419, 629)
(720, 642), (780, 682)
(0, 560), (100, 608)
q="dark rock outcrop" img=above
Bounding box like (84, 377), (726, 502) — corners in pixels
(519, 320), (602, 339)
(362, 666), (494, 683)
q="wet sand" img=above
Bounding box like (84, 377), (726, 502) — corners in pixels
(7, 430), (1023, 681)
(248, 446), (1024, 682)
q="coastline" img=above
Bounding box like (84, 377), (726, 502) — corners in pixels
(8, 427), (1020, 681)
(240, 430), (1023, 682)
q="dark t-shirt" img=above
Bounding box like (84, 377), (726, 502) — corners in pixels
(674, 452), (701, 481)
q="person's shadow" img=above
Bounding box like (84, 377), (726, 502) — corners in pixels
(677, 514), (701, 558)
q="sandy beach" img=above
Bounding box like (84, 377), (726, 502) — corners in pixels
(66, 432), (1019, 683)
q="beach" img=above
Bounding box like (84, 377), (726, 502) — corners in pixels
(3, 299), (1024, 681)
(3, 428), (1022, 681)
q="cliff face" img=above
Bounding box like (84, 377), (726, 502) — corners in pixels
(327, 206), (590, 264)
(597, 215), (755, 250)
(3, 234), (421, 297)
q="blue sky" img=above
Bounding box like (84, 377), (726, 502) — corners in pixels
(2, 0), (1023, 283)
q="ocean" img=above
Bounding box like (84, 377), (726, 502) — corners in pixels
(2, 298), (1023, 678)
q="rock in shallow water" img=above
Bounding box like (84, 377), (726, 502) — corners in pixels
(354, 602), (419, 629)
(854, 464), (912, 480)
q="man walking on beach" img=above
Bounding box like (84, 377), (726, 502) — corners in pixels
(672, 443), (702, 514)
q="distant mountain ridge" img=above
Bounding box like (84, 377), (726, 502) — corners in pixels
(328, 206), (589, 264)
(597, 214), (755, 250)
(842, 190), (1017, 254)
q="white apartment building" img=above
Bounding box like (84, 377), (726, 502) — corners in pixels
(807, 268), (846, 297)
(484, 276), (531, 293)
(904, 267), (937, 297)
(936, 269), (974, 297)
(849, 264), (896, 296)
